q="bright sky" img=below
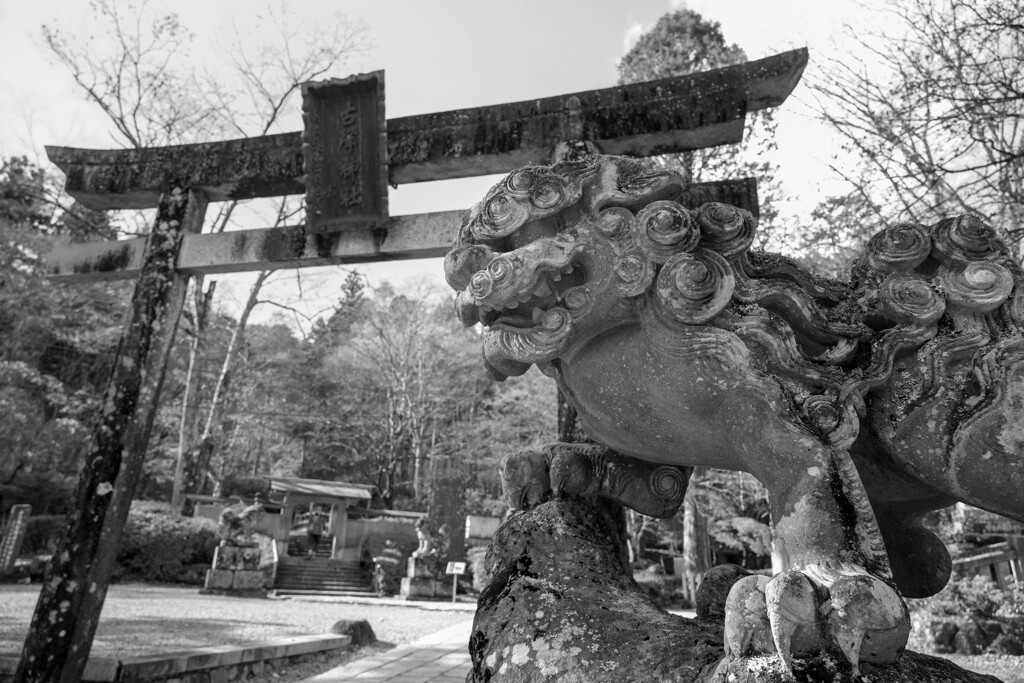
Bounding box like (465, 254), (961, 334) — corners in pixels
(0, 0), (876, 332)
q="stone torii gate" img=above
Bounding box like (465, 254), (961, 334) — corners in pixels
(18, 50), (806, 682)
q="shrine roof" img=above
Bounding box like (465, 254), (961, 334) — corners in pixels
(269, 477), (374, 500)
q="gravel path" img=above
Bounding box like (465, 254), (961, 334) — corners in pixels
(0, 584), (473, 659)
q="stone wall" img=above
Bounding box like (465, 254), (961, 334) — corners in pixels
(0, 635), (349, 682)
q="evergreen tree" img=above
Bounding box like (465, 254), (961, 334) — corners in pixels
(618, 9), (783, 241)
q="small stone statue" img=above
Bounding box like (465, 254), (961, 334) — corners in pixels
(217, 500), (264, 548)
(205, 499), (266, 594)
(411, 518), (436, 559)
(446, 154), (1024, 678)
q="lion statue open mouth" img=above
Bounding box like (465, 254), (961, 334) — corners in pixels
(445, 154), (1024, 676)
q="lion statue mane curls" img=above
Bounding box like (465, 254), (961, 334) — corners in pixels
(445, 155), (1024, 676)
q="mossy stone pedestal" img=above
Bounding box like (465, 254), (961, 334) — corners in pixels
(201, 544), (267, 598)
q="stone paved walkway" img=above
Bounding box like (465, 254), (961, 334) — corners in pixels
(301, 620), (473, 683)
(299, 606), (696, 682)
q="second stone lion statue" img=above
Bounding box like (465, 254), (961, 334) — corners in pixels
(444, 154), (1024, 677)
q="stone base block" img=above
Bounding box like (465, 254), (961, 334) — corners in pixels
(215, 545), (262, 570)
(203, 568), (267, 597)
(205, 568), (234, 590)
(400, 576), (438, 599)
(232, 570), (265, 591)
(406, 557), (435, 578)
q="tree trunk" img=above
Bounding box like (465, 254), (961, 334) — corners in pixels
(681, 466), (711, 606)
(195, 270), (269, 494)
(411, 429), (424, 501)
(171, 277), (216, 514)
(16, 188), (208, 683)
(557, 389), (586, 443)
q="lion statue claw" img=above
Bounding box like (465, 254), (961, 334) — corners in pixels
(446, 155), (1024, 674)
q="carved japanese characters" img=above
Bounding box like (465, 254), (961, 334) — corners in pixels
(445, 155), (1024, 677)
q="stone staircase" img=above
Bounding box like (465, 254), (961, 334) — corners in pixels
(273, 556), (375, 597)
(285, 534), (333, 559)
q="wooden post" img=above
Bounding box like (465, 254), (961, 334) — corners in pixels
(16, 187), (208, 683)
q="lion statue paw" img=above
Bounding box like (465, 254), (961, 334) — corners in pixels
(725, 564), (909, 678)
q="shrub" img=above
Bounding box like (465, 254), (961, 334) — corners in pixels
(115, 507), (218, 585)
(909, 576), (1024, 655)
(219, 475), (270, 500)
(363, 533), (418, 597)
(920, 575), (1008, 619)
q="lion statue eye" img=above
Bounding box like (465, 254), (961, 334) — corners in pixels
(486, 196), (514, 222)
(469, 272), (493, 299)
(508, 170), (534, 192)
(488, 260), (511, 281)
(531, 180), (564, 209)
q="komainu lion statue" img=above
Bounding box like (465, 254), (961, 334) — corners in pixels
(444, 155), (1024, 677)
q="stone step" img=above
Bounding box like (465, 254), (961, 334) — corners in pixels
(275, 586), (372, 594)
(274, 569), (366, 581)
(274, 576), (372, 588)
(274, 569), (367, 579)
(277, 557), (358, 566)
(276, 561), (363, 570)
(276, 565), (364, 573)
(277, 580), (368, 589)
(273, 558), (372, 594)
(274, 588), (376, 597)
(284, 537), (334, 558)
(272, 585), (372, 593)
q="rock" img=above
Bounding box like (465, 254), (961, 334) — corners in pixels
(469, 496), (1005, 683)
(469, 497), (723, 683)
(331, 619), (377, 647)
(696, 564), (752, 620)
(707, 651), (1005, 682)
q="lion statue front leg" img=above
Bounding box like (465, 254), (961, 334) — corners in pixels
(722, 444), (910, 678)
(502, 438), (912, 677)
(504, 440), (910, 678)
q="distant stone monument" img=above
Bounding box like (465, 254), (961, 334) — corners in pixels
(203, 501), (267, 596)
(446, 155), (1023, 681)
(400, 518), (445, 599)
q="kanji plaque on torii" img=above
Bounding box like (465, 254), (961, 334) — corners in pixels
(21, 49), (808, 683)
(302, 70), (389, 231)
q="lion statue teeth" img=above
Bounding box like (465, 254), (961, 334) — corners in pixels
(445, 154), (1024, 676)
